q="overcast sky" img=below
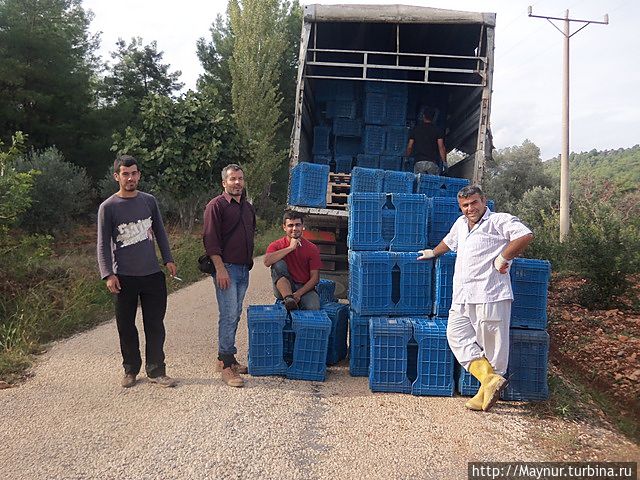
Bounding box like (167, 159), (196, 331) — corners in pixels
(83, 0), (638, 160)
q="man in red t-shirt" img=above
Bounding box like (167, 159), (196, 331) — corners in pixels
(264, 211), (322, 310)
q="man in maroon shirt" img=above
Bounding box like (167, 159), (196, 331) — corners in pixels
(264, 211), (322, 310)
(203, 164), (256, 388)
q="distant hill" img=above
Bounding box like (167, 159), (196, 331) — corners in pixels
(544, 145), (640, 192)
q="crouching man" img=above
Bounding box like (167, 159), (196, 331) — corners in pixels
(264, 211), (322, 311)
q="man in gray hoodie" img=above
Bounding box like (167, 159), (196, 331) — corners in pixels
(97, 154), (178, 388)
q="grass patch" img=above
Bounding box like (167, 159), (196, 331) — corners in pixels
(0, 223), (284, 382)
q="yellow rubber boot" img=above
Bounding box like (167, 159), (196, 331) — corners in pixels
(468, 357), (507, 412)
(464, 386), (484, 411)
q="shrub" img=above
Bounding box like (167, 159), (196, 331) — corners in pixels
(15, 148), (93, 234)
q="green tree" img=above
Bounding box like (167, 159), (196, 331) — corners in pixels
(0, 133), (33, 237)
(0, 0), (99, 169)
(112, 91), (245, 230)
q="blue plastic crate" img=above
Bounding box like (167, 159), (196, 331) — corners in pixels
(387, 83), (409, 99)
(383, 170), (414, 193)
(313, 154), (332, 165)
(321, 302), (349, 365)
(384, 126), (409, 156)
(433, 252), (456, 316)
(334, 80), (358, 100)
(334, 136), (362, 155)
(312, 126), (332, 155)
(288, 163), (329, 208)
(365, 81), (388, 94)
(334, 154), (354, 173)
(456, 363), (481, 396)
(347, 193), (387, 250)
(411, 318), (454, 396)
(385, 99), (408, 126)
(247, 305), (289, 376)
(503, 329), (549, 401)
(368, 317), (413, 393)
(363, 125), (386, 155)
(510, 258), (551, 330)
(355, 154), (379, 169)
(333, 117), (362, 137)
(416, 174), (470, 198)
(364, 92), (387, 125)
(287, 310), (332, 381)
(350, 166), (384, 193)
(379, 155), (402, 171)
(349, 311), (375, 376)
(395, 252), (433, 315)
(381, 208), (396, 243)
(389, 193), (428, 251)
(317, 279), (336, 306)
(283, 320), (295, 366)
(428, 197), (461, 248)
(326, 100), (357, 119)
(348, 251), (394, 315)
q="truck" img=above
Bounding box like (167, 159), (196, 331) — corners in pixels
(287, 3), (496, 298)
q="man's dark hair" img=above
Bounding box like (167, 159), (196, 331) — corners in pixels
(221, 163), (244, 181)
(282, 210), (304, 224)
(457, 185), (485, 199)
(114, 154), (138, 173)
(422, 107), (436, 122)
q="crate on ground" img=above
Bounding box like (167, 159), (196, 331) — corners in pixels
(510, 258), (551, 330)
(433, 252), (456, 316)
(287, 310), (332, 381)
(326, 172), (350, 209)
(456, 363), (481, 396)
(384, 126), (409, 156)
(364, 92), (387, 125)
(349, 251), (433, 315)
(334, 136), (362, 155)
(347, 193), (387, 250)
(428, 197), (461, 248)
(355, 154), (379, 169)
(390, 194), (429, 251)
(289, 162), (329, 208)
(247, 305), (289, 376)
(502, 329), (549, 401)
(416, 174), (470, 198)
(363, 125), (386, 154)
(383, 170), (414, 194)
(333, 117), (362, 137)
(334, 154), (353, 173)
(379, 155), (402, 171)
(317, 279), (336, 306)
(350, 166), (384, 193)
(411, 318), (454, 396)
(321, 302), (349, 365)
(312, 126), (332, 155)
(326, 100), (357, 119)
(349, 311), (375, 376)
(313, 154), (331, 165)
(368, 317), (414, 393)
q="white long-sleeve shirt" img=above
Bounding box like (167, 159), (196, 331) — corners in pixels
(443, 208), (532, 304)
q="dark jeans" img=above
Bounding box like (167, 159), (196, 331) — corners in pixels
(114, 271), (167, 378)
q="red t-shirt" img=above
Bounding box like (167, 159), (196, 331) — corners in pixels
(266, 236), (322, 284)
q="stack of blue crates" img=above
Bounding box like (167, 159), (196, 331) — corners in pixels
(288, 162), (329, 208)
(453, 257), (552, 402)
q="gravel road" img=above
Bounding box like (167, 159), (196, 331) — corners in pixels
(1, 257), (638, 479)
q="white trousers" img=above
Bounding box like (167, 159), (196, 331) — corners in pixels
(446, 300), (512, 376)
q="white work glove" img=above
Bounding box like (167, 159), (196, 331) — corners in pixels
(417, 249), (435, 260)
(493, 253), (510, 274)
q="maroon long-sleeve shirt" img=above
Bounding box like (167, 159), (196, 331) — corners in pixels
(202, 192), (256, 266)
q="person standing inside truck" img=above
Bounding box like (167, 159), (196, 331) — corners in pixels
(97, 154), (178, 389)
(417, 185), (533, 412)
(264, 210), (322, 311)
(406, 107), (447, 176)
(203, 163), (256, 388)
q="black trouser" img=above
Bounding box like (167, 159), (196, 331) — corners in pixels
(114, 272), (167, 378)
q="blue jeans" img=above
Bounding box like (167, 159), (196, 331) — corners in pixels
(270, 260), (320, 310)
(213, 263), (250, 356)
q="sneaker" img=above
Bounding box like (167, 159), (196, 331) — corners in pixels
(121, 374), (137, 388)
(215, 360), (248, 374)
(221, 367), (244, 387)
(148, 375), (177, 388)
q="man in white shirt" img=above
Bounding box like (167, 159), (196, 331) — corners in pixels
(418, 185), (533, 412)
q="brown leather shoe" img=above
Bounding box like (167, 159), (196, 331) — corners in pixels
(215, 360), (248, 374)
(283, 295), (299, 311)
(221, 367), (244, 387)
(121, 374), (137, 388)
(148, 375), (177, 388)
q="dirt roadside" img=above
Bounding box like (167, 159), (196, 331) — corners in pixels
(0, 258), (638, 479)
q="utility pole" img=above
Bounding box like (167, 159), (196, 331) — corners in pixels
(528, 7), (608, 242)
